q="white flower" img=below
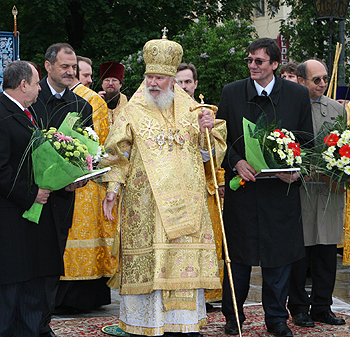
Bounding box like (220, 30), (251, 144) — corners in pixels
(345, 166), (350, 175)
(330, 158), (337, 166)
(342, 130), (350, 139)
(277, 138), (284, 145)
(328, 146), (336, 153)
(295, 156), (302, 164)
(273, 148), (277, 152)
(85, 127), (99, 141)
(337, 138), (346, 147)
(337, 160), (344, 169)
(326, 163), (333, 170)
(278, 149), (286, 159)
(286, 158), (294, 166)
(341, 156), (350, 165)
(273, 131), (280, 137)
(332, 130), (340, 136)
(267, 136), (274, 140)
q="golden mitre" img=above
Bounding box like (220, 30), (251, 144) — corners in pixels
(143, 27), (183, 77)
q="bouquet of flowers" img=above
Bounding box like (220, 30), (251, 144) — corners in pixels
(22, 127), (95, 224)
(230, 116), (304, 190)
(58, 112), (107, 165)
(312, 115), (350, 185)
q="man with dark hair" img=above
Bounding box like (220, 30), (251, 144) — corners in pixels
(30, 42), (92, 337)
(0, 60), (61, 336)
(54, 57), (115, 313)
(287, 59), (345, 328)
(280, 62), (299, 83)
(77, 56), (93, 88)
(176, 62), (198, 99)
(216, 37), (313, 337)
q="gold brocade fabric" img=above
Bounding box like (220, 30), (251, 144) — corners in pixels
(204, 164), (225, 302)
(107, 93), (128, 126)
(343, 105), (350, 265)
(61, 84), (118, 280)
(101, 81), (227, 310)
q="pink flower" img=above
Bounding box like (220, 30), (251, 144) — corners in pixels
(86, 154), (93, 171)
(54, 132), (73, 143)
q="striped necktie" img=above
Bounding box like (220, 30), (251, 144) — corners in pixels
(24, 109), (35, 125)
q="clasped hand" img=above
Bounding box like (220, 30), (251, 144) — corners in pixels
(198, 109), (214, 133)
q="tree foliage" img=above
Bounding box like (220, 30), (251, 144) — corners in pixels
(279, 0), (350, 82)
(0, 0), (263, 67)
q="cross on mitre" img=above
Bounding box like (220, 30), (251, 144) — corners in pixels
(162, 27), (168, 39)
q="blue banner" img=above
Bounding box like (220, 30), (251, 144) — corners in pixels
(0, 31), (19, 92)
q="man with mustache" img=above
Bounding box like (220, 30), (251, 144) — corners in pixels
(101, 31), (227, 337)
(99, 61), (128, 127)
(30, 43), (92, 337)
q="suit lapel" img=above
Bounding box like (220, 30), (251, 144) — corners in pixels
(0, 94), (36, 135)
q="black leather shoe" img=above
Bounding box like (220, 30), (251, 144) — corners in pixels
(311, 309), (345, 325)
(267, 322), (293, 337)
(292, 312), (315, 327)
(224, 319), (241, 335)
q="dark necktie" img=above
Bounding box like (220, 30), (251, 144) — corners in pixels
(24, 109), (35, 125)
(261, 90), (268, 97)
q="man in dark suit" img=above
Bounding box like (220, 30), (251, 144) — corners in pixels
(216, 38), (313, 337)
(0, 60), (62, 336)
(30, 43), (92, 337)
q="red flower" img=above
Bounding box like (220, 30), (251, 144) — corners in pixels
(274, 129), (287, 138)
(339, 145), (350, 158)
(324, 133), (339, 146)
(288, 142), (301, 157)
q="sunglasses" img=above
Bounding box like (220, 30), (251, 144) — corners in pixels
(244, 57), (270, 66)
(306, 75), (330, 85)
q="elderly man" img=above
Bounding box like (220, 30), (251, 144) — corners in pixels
(101, 31), (227, 337)
(287, 59), (346, 328)
(30, 42), (92, 337)
(99, 61), (128, 126)
(216, 38), (313, 337)
(0, 61), (62, 336)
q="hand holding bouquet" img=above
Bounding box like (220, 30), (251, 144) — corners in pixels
(230, 116), (304, 190)
(58, 112), (107, 165)
(23, 127), (94, 224)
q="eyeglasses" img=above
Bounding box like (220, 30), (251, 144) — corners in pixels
(103, 78), (120, 84)
(305, 75), (329, 85)
(244, 57), (270, 66)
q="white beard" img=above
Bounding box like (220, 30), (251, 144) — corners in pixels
(145, 82), (175, 111)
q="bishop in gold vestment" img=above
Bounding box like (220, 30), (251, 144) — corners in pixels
(101, 33), (227, 337)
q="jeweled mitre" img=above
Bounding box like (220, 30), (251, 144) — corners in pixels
(143, 34), (183, 77)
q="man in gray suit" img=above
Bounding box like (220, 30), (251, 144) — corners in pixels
(288, 59), (346, 328)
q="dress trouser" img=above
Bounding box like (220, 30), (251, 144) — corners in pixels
(0, 276), (45, 337)
(222, 262), (292, 329)
(288, 244), (337, 316)
(40, 228), (69, 334)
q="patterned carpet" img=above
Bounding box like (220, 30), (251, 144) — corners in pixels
(51, 305), (350, 336)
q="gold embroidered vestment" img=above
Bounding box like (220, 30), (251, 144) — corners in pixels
(102, 81), (227, 310)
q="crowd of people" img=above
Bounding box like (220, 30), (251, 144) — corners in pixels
(0, 32), (348, 337)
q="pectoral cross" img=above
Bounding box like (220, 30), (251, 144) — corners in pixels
(199, 94), (204, 104)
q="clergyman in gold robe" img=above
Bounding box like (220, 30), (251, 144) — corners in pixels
(101, 31), (227, 337)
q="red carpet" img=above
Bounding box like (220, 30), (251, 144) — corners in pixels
(51, 305), (350, 336)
